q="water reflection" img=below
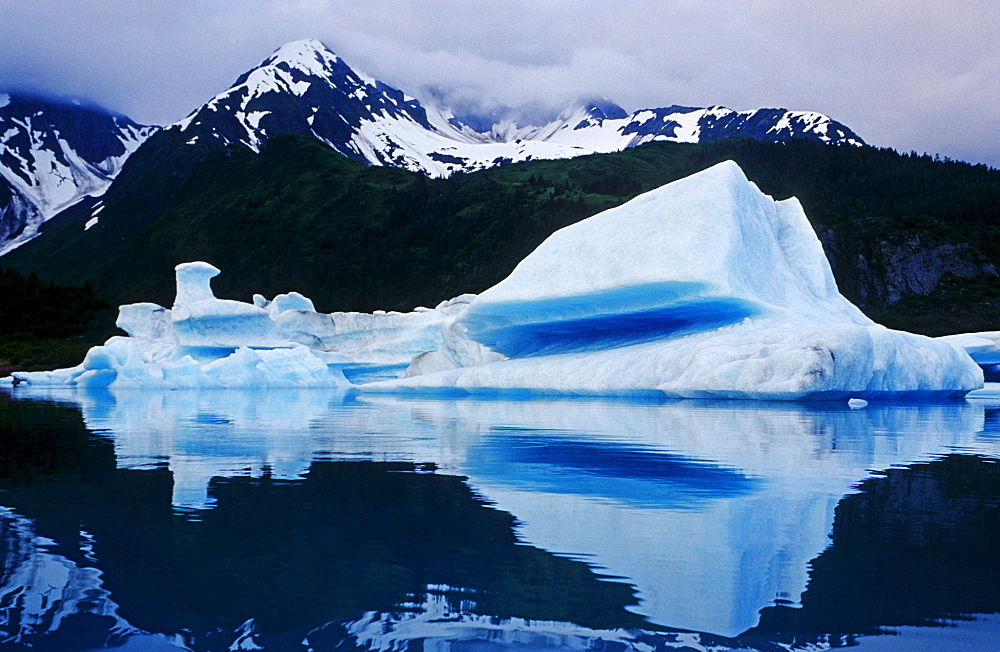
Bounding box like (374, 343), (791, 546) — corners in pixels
(748, 454), (1000, 644)
(1, 388), (999, 650)
(469, 427), (761, 508)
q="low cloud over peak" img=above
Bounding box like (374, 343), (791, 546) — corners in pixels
(2, 0), (996, 166)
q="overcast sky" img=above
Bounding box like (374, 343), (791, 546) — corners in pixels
(2, 0), (997, 167)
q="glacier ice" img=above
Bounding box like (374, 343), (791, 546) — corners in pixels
(3, 261), (470, 389)
(382, 161), (982, 399)
(938, 331), (1000, 368)
(2, 161), (983, 398)
(940, 331), (1000, 398)
(4, 262), (350, 389)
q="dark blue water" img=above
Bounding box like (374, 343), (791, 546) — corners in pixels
(1, 388), (998, 651)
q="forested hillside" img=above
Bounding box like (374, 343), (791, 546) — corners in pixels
(0, 268), (109, 370)
(2, 133), (997, 373)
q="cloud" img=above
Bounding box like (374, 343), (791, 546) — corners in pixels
(1, 0), (997, 166)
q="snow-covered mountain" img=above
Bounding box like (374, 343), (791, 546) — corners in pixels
(172, 38), (864, 177)
(0, 92), (156, 253)
(0, 38), (864, 254)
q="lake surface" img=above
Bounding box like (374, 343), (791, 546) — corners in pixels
(1, 387), (998, 651)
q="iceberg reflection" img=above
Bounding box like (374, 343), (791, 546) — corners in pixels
(2, 387), (999, 643)
(469, 428), (760, 508)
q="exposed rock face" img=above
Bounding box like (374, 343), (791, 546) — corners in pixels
(0, 180), (38, 245)
(171, 39), (864, 179)
(817, 226), (998, 308)
(862, 238), (996, 304)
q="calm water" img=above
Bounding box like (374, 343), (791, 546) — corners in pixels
(0, 388), (998, 651)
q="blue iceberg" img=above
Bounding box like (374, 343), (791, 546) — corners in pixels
(3, 162), (982, 399)
(385, 161), (982, 399)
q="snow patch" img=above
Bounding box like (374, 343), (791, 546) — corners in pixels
(0, 101), (156, 247)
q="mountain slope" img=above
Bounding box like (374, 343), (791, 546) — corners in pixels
(0, 92), (156, 253)
(3, 136), (996, 338)
(0, 38), (863, 254)
(167, 38), (864, 178)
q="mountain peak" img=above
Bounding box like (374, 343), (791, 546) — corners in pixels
(275, 37), (330, 54)
(580, 98), (628, 121)
(262, 38), (346, 77)
(0, 89), (126, 119)
(172, 37), (435, 160)
(168, 39), (864, 177)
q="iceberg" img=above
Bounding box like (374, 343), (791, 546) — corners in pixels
(3, 262), (352, 389)
(939, 331), (1000, 399)
(2, 261), (471, 389)
(938, 331), (1000, 377)
(376, 161), (981, 399)
(2, 161), (982, 398)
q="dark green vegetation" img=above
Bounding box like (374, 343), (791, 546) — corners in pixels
(0, 267), (110, 370)
(3, 130), (998, 369)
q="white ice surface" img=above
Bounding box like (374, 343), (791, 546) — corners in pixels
(2, 163), (982, 397)
(967, 382), (1000, 400)
(4, 261), (471, 389)
(372, 161), (982, 400)
(8, 262), (349, 389)
(938, 331), (1000, 366)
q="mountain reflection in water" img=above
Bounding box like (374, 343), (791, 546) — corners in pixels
(0, 388), (999, 650)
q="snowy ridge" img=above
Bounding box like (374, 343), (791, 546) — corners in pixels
(173, 38), (436, 159)
(0, 39), (864, 252)
(171, 39), (865, 178)
(0, 93), (156, 253)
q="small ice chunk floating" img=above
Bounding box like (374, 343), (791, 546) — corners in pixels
(4, 262), (471, 389)
(3, 161), (982, 398)
(937, 332), (1000, 381)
